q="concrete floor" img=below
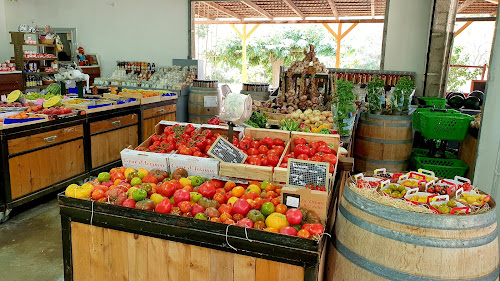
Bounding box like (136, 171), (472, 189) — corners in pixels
(0, 199), (63, 281)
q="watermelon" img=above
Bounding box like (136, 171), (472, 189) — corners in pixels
(464, 96), (480, 110)
(47, 83), (61, 95)
(43, 96), (63, 108)
(469, 91), (484, 106)
(7, 90), (23, 103)
(448, 95), (464, 109)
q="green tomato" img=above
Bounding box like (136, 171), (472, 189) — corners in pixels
(170, 196), (175, 205)
(97, 172), (110, 182)
(137, 171), (145, 179)
(132, 188), (147, 202)
(260, 181), (270, 190)
(260, 202), (275, 216)
(130, 177), (142, 186)
(191, 176), (204, 187)
(291, 224), (302, 232)
(190, 192), (202, 203)
(141, 183), (152, 194)
(247, 210), (265, 222)
(194, 213), (208, 220)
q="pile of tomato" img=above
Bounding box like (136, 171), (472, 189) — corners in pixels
(237, 136), (286, 167)
(65, 167), (325, 239)
(279, 137), (338, 173)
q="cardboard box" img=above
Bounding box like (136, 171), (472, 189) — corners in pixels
(168, 154), (219, 178)
(281, 186), (328, 223)
(120, 147), (170, 171)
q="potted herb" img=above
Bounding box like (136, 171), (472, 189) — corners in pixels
(331, 79), (356, 136)
(391, 76), (415, 114)
(365, 78), (385, 114)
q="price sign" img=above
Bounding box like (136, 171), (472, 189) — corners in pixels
(287, 159), (329, 189)
(207, 136), (247, 164)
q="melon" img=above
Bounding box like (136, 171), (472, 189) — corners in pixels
(43, 96), (63, 108)
(464, 96), (480, 110)
(7, 90), (23, 103)
(469, 91), (484, 106)
(448, 95), (464, 109)
(47, 83), (61, 95)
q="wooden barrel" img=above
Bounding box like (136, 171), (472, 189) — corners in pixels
(354, 113), (413, 172)
(326, 182), (499, 281)
(240, 90), (269, 101)
(188, 86), (220, 124)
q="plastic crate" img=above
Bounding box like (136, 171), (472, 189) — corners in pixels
(413, 156), (469, 179)
(411, 108), (433, 132)
(418, 109), (473, 141)
(418, 97), (447, 109)
(409, 148), (457, 170)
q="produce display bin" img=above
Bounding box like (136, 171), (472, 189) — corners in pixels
(409, 148), (458, 170)
(412, 156), (469, 178)
(59, 194), (329, 281)
(416, 109), (473, 141)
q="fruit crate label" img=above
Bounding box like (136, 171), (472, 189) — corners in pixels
(207, 136), (247, 164)
(287, 159), (329, 189)
(204, 96), (218, 107)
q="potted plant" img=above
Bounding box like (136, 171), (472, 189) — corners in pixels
(391, 76), (416, 115)
(331, 79), (356, 136)
(365, 78), (385, 114)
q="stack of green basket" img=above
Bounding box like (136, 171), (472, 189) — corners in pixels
(417, 97), (447, 109)
(411, 109), (473, 178)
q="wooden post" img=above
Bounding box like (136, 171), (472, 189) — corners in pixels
(323, 23), (358, 68)
(230, 24), (260, 83)
(454, 21), (473, 37)
(336, 23), (342, 68)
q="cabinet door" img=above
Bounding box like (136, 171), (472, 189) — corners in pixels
(9, 139), (85, 199)
(142, 104), (176, 139)
(91, 125), (139, 169)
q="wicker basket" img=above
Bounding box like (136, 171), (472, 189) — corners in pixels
(39, 38), (54, 45)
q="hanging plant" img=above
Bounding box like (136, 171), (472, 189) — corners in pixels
(365, 78), (385, 114)
(392, 76), (416, 113)
(331, 79), (356, 136)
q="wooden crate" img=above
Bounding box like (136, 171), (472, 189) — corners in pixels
(120, 92), (162, 104)
(273, 131), (340, 184)
(218, 128), (291, 182)
(59, 194), (327, 281)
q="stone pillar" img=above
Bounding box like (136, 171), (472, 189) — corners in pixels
(423, 0), (459, 97)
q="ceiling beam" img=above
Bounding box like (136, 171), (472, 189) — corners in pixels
(241, 1), (273, 20)
(326, 0), (340, 19)
(195, 19), (385, 25)
(457, 0), (476, 13)
(197, 8), (216, 20)
(371, 0), (375, 19)
(483, 0), (498, 4)
(202, 1), (243, 20)
(283, 0), (305, 20)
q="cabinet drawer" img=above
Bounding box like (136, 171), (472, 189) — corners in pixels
(0, 82), (21, 91)
(8, 125), (84, 155)
(143, 104), (176, 119)
(91, 125), (139, 168)
(0, 73), (22, 84)
(90, 114), (138, 135)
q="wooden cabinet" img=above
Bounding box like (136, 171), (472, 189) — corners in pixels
(7, 125), (85, 199)
(90, 114), (139, 169)
(80, 66), (101, 86)
(142, 104), (176, 139)
(0, 73), (23, 96)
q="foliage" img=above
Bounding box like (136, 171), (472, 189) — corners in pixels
(332, 79), (356, 135)
(245, 111), (267, 128)
(365, 78), (385, 113)
(447, 46), (484, 92)
(392, 76), (415, 112)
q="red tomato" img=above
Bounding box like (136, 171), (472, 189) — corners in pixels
(310, 155), (323, 162)
(267, 149), (279, 156)
(250, 140), (260, 149)
(179, 146), (192, 155)
(271, 145), (285, 156)
(309, 224), (324, 235)
(247, 148), (259, 156)
(258, 145), (269, 154)
(193, 151), (203, 157)
(308, 147), (317, 157)
(267, 154), (280, 167)
(280, 226), (298, 236)
(286, 208), (303, 225)
(260, 137), (274, 148)
(238, 218), (254, 228)
(185, 124), (195, 134)
(157, 182), (176, 197)
(260, 155), (268, 166)
(294, 144), (310, 158)
(273, 138), (285, 147)
(282, 153), (293, 164)
(309, 141), (320, 150)
(122, 198), (136, 208)
(322, 154), (337, 165)
(247, 156), (262, 166)
(279, 163), (288, 168)
(242, 136), (253, 142)
(317, 145), (333, 154)
(297, 154), (309, 160)
(294, 137), (307, 146)
(238, 140), (251, 151)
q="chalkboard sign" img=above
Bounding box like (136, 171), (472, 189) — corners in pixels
(287, 159), (329, 189)
(207, 136), (247, 164)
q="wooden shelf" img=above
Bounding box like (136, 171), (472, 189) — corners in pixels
(10, 43), (56, 47)
(22, 57), (57, 61)
(25, 85), (50, 90)
(24, 72), (57, 75)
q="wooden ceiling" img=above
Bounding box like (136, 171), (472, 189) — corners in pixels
(193, 0), (498, 24)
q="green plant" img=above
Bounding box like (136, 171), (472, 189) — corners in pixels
(332, 79), (356, 136)
(365, 78), (385, 113)
(393, 76), (416, 112)
(281, 118), (300, 131)
(245, 111), (267, 128)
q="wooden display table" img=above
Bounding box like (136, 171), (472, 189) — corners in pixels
(59, 195), (328, 281)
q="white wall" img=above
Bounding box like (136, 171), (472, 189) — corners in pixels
(382, 0), (433, 96)
(2, 0), (189, 76)
(0, 0), (8, 61)
(474, 5), (500, 208)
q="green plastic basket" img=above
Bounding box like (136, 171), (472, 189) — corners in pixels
(418, 97), (447, 109)
(413, 156), (469, 178)
(409, 148), (457, 170)
(412, 108), (433, 132)
(418, 110), (473, 141)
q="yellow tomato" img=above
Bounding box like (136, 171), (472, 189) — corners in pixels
(124, 168), (136, 178)
(245, 184), (261, 194)
(65, 183), (93, 199)
(228, 197), (238, 206)
(265, 212), (290, 230)
(138, 168), (149, 177)
(127, 187), (138, 199)
(179, 178), (191, 187)
(150, 193), (165, 205)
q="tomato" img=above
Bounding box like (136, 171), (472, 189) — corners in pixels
(297, 154), (309, 160)
(309, 224), (324, 235)
(173, 189), (191, 206)
(280, 226), (298, 236)
(309, 141), (320, 149)
(238, 218), (254, 228)
(297, 229), (311, 239)
(157, 182), (176, 197)
(260, 137), (274, 148)
(294, 144), (310, 158)
(254, 220), (266, 230)
(279, 163), (288, 168)
(238, 140), (251, 151)
(271, 197), (281, 207)
(247, 148), (259, 156)
(198, 182), (216, 199)
(250, 140), (260, 149)
(213, 193), (226, 204)
(260, 155), (268, 166)
(310, 155), (323, 162)
(191, 204), (205, 216)
(193, 151), (203, 157)
(232, 213), (245, 222)
(267, 154), (280, 167)
(220, 212), (233, 222)
(151, 135), (160, 143)
(155, 198), (172, 213)
(272, 145), (285, 156)
(122, 198), (136, 208)
(273, 138), (285, 147)
(258, 145), (269, 154)
(265, 213), (289, 230)
(267, 149), (280, 156)
(308, 147), (317, 157)
(275, 204), (287, 214)
(179, 146), (192, 155)
(322, 154), (337, 165)
(317, 145), (333, 154)
(224, 181), (236, 192)
(91, 189), (106, 201)
(294, 137), (307, 146)
(185, 124), (195, 134)
(286, 209), (303, 225)
(247, 156), (262, 166)
(218, 204), (232, 214)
